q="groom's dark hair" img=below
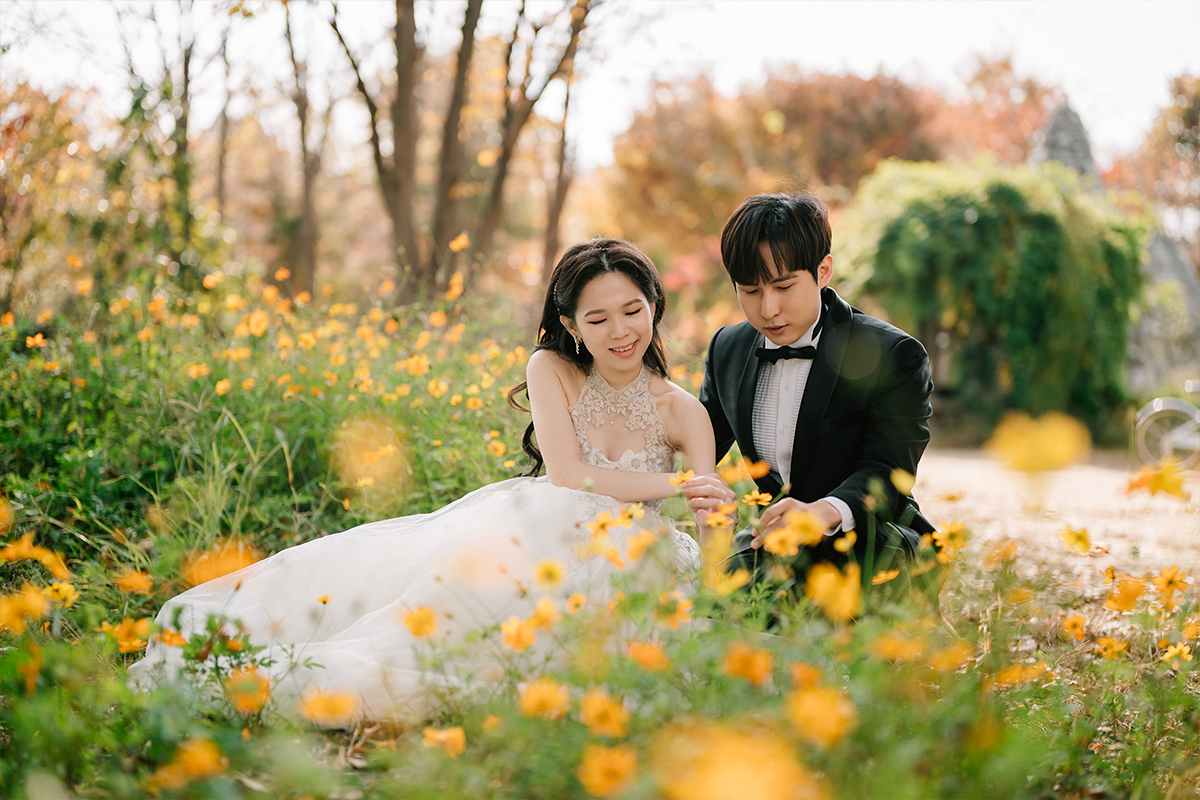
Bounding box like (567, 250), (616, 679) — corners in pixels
(720, 191), (831, 285)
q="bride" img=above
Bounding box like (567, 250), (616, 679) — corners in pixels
(130, 238), (731, 721)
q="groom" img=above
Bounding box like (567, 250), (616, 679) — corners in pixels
(686, 191), (935, 579)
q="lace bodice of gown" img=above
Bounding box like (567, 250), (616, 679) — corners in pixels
(568, 365), (675, 484)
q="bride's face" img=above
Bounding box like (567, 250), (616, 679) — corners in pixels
(562, 272), (656, 371)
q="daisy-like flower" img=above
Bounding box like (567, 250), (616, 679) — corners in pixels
(402, 607), (437, 638)
(1060, 526), (1090, 555)
(422, 726), (466, 758)
(533, 559), (566, 589)
(1095, 636), (1128, 660)
(1161, 643), (1193, 670)
(1062, 614), (1086, 641)
(518, 677), (568, 719)
(654, 590), (692, 630)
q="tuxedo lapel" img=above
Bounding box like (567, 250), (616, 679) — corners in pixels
(788, 289), (852, 494)
(734, 331), (765, 465)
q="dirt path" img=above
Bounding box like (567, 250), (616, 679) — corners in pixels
(915, 449), (1200, 571)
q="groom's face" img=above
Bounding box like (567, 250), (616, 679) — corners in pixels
(735, 243), (832, 346)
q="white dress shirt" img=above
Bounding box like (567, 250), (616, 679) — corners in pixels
(751, 316), (856, 534)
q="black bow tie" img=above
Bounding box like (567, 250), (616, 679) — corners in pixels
(756, 344), (817, 363)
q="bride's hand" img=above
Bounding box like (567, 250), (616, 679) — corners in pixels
(681, 473), (736, 521)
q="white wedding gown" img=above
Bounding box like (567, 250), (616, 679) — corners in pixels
(130, 365), (701, 720)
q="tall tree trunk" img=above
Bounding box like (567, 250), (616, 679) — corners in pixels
(285, 6), (317, 297)
(215, 23), (231, 217)
(429, 0), (483, 282)
(391, 0), (421, 280)
(543, 76), (574, 284)
(472, 0), (590, 273)
(172, 0), (195, 287)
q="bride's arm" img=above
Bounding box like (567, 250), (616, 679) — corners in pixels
(662, 388), (734, 547)
(526, 352), (679, 502)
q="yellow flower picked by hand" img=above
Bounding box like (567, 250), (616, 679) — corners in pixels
(668, 469), (694, 488)
(743, 490), (772, 506)
(423, 726), (466, 758)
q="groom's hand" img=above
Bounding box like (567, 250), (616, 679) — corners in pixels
(681, 474), (736, 519)
(753, 499), (842, 549)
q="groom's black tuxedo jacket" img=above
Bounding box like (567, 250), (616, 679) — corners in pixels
(699, 287), (935, 562)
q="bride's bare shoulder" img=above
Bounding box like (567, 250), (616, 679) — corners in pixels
(527, 350), (587, 397)
(650, 372), (707, 429)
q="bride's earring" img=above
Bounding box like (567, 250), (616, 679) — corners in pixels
(573, 336), (581, 355)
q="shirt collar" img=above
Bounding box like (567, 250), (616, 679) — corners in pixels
(761, 309), (823, 351)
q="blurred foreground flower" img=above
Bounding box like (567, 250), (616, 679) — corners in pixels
(1060, 526), (1090, 554)
(580, 687), (630, 737)
(1096, 636), (1128, 659)
(654, 590), (692, 630)
(1104, 576), (1146, 612)
(96, 616), (152, 653)
(787, 685), (856, 748)
(0, 533), (71, 579)
(402, 607), (437, 638)
(986, 411), (1090, 473)
(519, 677), (568, 719)
(0, 584), (50, 634)
(578, 743), (637, 798)
(651, 719), (823, 800)
(182, 540), (262, 587)
(330, 415), (409, 510)
(115, 569), (154, 594)
(224, 667), (271, 714)
(299, 688), (358, 727)
(627, 640), (670, 671)
(144, 738), (228, 794)
(804, 563), (861, 623)
(1126, 459), (1191, 499)
(423, 726), (466, 758)
(723, 642), (773, 687)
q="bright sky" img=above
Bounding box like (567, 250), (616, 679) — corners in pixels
(3, 0), (1198, 171)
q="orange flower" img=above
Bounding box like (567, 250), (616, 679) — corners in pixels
(247, 309), (269, 337)
(519, 677), (568, 719)
(789, 662), (822, 688)
(225, 667), (271, 714)
(627, 640), (670, 671)
(0, 584), (50, 634)
(1152, 564), (1188, 608)
(742, 490), (772, 506)
(429, 310), (447, 327)
(144, 738), (228, 793)
(1, 311), (13, 328)
(786, 686), (856, 748)
(870, 631), (925, 662)
(804, 562), (862, 623)
(1161, 643), (1193, 669)
(215, 379), (232, 396)
(1104, 576), (1146, 612)
(0, 533), (71, 579)
(423, 726), (466, 758)
(580, 687), (630, 737)
(448, 233), (470, 253)
(577, 743), (637, 798)
(1126, 460), (1191, 499)
(502, 615), (537, 651)
(1060, 526), (1090, 554)
(445, 270), (464, 301)
(722, 642), (773, 686)
(156, 629), (187, 647)
(274, 267), (291, 281)
(187, 363), (210, 379)
(567, 593), (587, 613)
(928, 642), (974, 673)
(1096, 636), (1128, 660)
(527, 597), (560, 632)
(96, 616), (153, 653)
(668, 469), (694, 488)
(625, 530), (658, 563)
(76, 277), (93, 295)
(933, 520), (969, 563)
(871, 568), (900, 585)
(298, 688), (358, 727)
(654, 590), (692, 630)
(181, 541), (262, 587)
(25, 333), (48, 348)
(403, 607), (437, 638)
(1062, 614), (1086, 641)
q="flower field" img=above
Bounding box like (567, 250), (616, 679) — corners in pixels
(2, 270), (1198, 799)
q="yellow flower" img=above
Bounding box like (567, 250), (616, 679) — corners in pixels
(742, 490), (772, 506)
(482, 714), (501, 732)
(668, 469), (694, 487)
(502, 615), (537, 651)
(704, 501), (739, 528)
(982, 539), (1019, 571)
(0, 584), (50, 634)
(403, 607), (437, 638)
(156, 629), (186, 647)
(240, 378), (255, 390)
(654, 590), (692, 630)
(187, 363), (210, 379)
(1153, 564), (1188, 608)
(933, 520), (969, 563)
(487, 439), (507, 458)
(1162, 643), (1193, 669)
(786, 685), (856, 748)
(534, 559), (566, 589)
(871, 568), (900, 585)
(1060, 526), (1090, 554)
(76, 277), (93, 295)
(96, 616), (152, 653)
(317, 594), (331, 605)
(1096, 636), (1128, 660)
(527, 597), (560, 632)
(466, 396), (483, 410)
(614, 503), (646, 526)
(580, 687), (630, 737)
(448, 232), (470, 252)
(985, 661), (1051, 692)
(717, 457), (771, 484)
(423, 726), (466, 758)
(833, 530), (857, 553)
(225, 667), (271, 714)
(986, 411), (1090, 472)
(1104, 576), (1146, 612)
(182, 540), (261, 587)
(567, 593), (587, 613)
(518, 677), (568, 719)
(626, 640), (670, 671)
(215, 379), (232, 396)
(274, 267), (291, 281)
(1, 311), (13, 328)
(1126, 459), (1191, 499)
(870, 631), (925, 662)
(145, 738), (228, 793)
(429, 310), (447, 327)
(890, 468), (916, 495)
(625, 530), (658, 562)
(722, 642), (773, 687)
(927, 642), (975, 673)
(651, 719), (821, 800)
(804, 562), (861, 623)
(298, 688), (358, 727)
(44, 582), (78, 608)
(606, 591), (626, 613)
(428, 378), (449, 398)
(578, 743), (637, 798)
(587, 511), (614, 539)
(703, 563), (751, 596)
(114, 569), (154, 594)
(247, 309), (269, 337)
(0, 533), (71, 579)
(1062, 614), (1086, 641)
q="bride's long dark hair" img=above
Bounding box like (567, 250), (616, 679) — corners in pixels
(508, 238), (669, 476)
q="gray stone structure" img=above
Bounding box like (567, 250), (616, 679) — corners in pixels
(1031, 103), (1200, 395)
